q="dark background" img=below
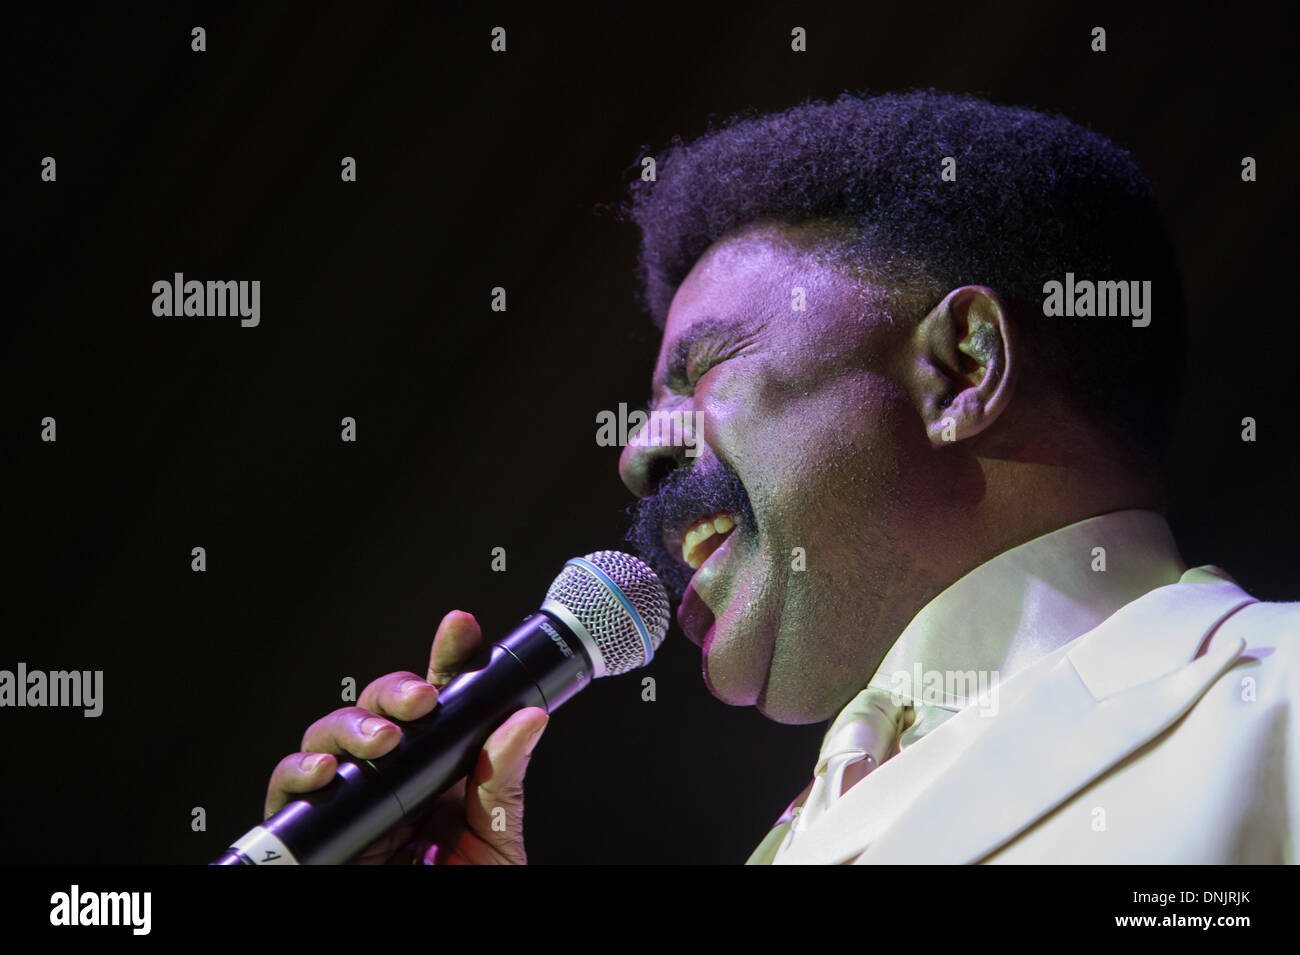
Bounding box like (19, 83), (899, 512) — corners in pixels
(2, 2), (1297, 864)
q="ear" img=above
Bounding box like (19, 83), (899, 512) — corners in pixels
(908, 286), (1018, 447)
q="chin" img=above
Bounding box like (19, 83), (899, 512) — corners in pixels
(753, 691), (836, 725)
(699, 609), (772, 709)
(701, 635), (835, 723)
(701, 661), (761, 709)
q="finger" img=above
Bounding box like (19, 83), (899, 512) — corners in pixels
(300, 706), (402, 761)
(428, 610), (482, 689)
(357, 670), (439, 721)
(464, 706), (549, 862)
(265, 751), (337, 819)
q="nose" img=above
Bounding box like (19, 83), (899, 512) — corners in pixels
(619, 416), (690, 498)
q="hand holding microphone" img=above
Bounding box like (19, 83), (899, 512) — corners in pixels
(262, 610), (540, 865)
(215, 551), (669, 865)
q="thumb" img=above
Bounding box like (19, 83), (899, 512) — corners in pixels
(464, 706), (549, 861)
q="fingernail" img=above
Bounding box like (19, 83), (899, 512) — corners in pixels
(402, 679), (431, 696)
(300, 754), (328, 772)
(361, 717), (390, 737)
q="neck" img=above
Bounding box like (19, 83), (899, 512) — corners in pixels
(867, 446), (1168, 693)
(932, 407), (1166, 585)
(869, 508), (1187, 709)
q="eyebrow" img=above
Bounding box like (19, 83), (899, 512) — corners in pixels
(654, 316), (751, 395)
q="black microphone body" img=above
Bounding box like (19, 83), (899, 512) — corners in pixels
(214, 610), (592, 865)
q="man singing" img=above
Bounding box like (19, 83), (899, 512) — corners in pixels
(262, 90), (1299, 864)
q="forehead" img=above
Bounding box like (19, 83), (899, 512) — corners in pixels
(656, 221), (871, 364)
(669, 221), (852, 312)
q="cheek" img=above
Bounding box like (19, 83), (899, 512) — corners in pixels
(692, 368), (747, 453)
(725, 370), (906, 500)
(697, 359), (834, 476)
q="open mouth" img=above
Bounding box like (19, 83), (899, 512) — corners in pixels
(658, 511), (742, 650)
(679, 513), (739, 569)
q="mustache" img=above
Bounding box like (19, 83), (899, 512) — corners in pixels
(624, 461), (754, 605)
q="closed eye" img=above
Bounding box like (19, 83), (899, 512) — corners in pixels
(655, 317), (760, 399)
(686, 354), (720, 386)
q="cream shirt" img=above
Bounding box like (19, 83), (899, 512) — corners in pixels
(747, 508), (1188, 864)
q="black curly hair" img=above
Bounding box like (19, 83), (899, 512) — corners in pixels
(625, 89), (1187, 468)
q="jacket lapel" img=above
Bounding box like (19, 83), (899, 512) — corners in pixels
(777, 572), (1256, 865)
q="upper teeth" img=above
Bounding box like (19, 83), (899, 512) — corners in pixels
(682, 514), (737, 569)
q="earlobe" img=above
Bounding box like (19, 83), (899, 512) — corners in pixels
(911, 285), (1018, 448)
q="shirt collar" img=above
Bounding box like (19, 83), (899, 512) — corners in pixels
(821, 509), (1187, 753)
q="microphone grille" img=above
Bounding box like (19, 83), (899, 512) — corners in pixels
(543, 551), (670, 677)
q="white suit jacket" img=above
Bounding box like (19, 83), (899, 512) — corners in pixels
(763, 525), (1300, 864)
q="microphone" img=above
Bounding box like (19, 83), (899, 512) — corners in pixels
(212, 551), (670, 865)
